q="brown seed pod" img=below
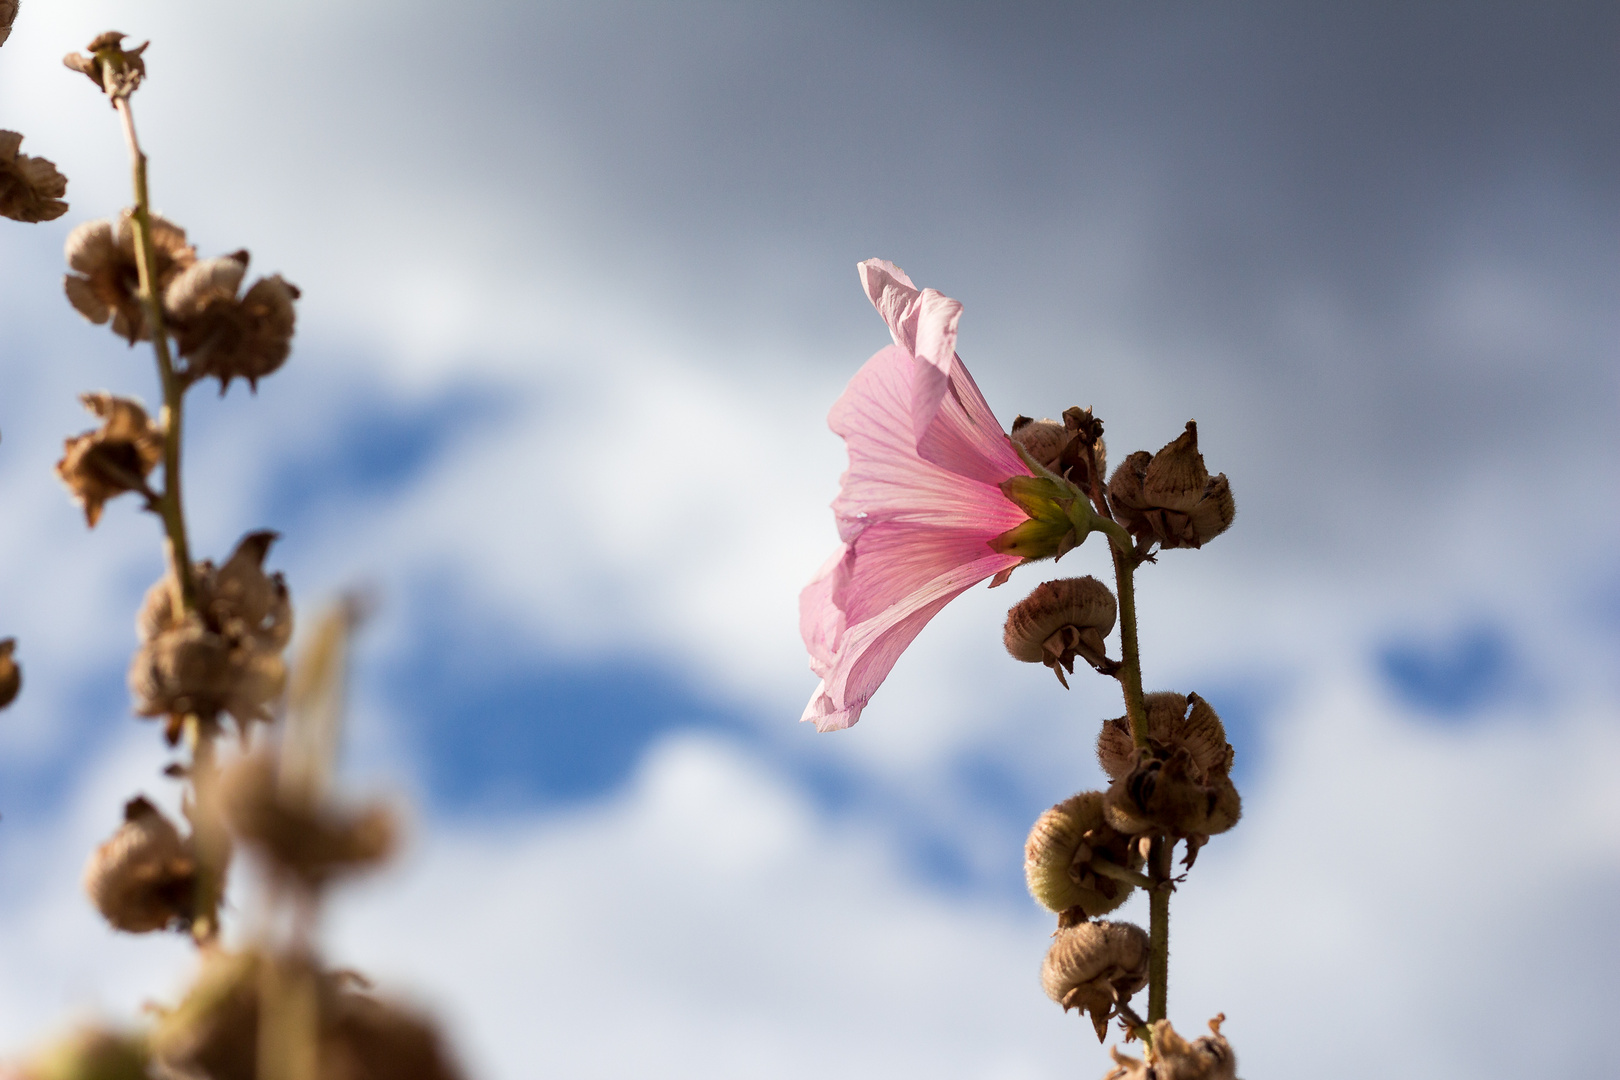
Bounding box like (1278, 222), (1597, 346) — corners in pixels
(63, 211), (195, 343)
(1106, 422), (1234, 551)
(1024, 792), (1144, 916)
(0, 129), (69, 224)
(1103, 748), (1242, 846)
(1097, 692), (1232, 782)
(55, 392), (164, 528)
(0, 637), (19, 710)
(1004, 577), (1118, 686)
(82, 797), (196, 933)
(1041, 920), (1151, 1042)
(165, 253), (299, 393)
(1010, 416), (1071, 470)
(221, 752), (396, 886)
(1103, 1014), (1238, 1080)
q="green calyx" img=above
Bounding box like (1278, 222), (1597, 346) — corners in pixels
(989, 445), (1132, 562)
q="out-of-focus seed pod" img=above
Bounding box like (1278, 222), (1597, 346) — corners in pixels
(55, 393), (164, 528)
(1107, 422), (1234, 551)
(220, 752), (396, 886)
(63, 211), (194, 343)
(0, 637), (19, 709)
(0, 129), (69, 224)
(165, 252), (300, 393)
(1024, 792), (1144, 917)
(1102, 1014), (1237, 1080)
(1041, 920), (1151, 1042)
(1005, 577), (1118, 686)
(1097, 693), (1232, 782)
(13, 1027), (149, 1080)
(0, 2), (17, 49)
(82, 797), (196, 933)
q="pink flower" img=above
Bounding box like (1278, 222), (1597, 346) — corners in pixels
(799, 260), (1037, 731)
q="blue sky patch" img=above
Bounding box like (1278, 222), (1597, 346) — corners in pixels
(1377, 622), (1516, 718)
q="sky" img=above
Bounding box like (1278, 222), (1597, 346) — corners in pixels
(0, 2), (1617, 1077)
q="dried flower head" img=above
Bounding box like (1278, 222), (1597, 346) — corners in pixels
(0, 2), (17, 49)
(152, 949), (465, 1080)
(1011, 409), (1107, 495)
(12, 1027), (150, 1080)
(0, 637), (19, 710)
(1103, 1015), (1237, 1080)
(1103, 749), (1241, 851)
(1097, 693), (1232, 782)
(1107, 422), (1234, 551)
(81, 796), (196, 933)
(165, 252), (300, 392)
(55, 393), (164, 527)
(62, 32), (148, 101)
(64, 211), (195, 343)
(0, 130), (68, 223)
(1005, 576), (1118, 686)
(131, 532), (292, 739)
(1025, 792), (1144, 917)
(221, 752), (396, 885)
(1042, 920), (1152, 1042)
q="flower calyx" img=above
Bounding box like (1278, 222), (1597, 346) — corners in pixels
(56, 392), (164, 527)
(64, 31), (148, 102)
(1042, 919), (1152, 1042)
(1025, 792), (1146, 916)
(1005, 576), (1119, 686)
(991, 444), (1130, 575)
(0, 129), (69, 223)
(1108, 421), (1234, 552)
(82, 796), (197, 934)
(165, 250), (301, 393)
(1104, 1014), (1238, 1080)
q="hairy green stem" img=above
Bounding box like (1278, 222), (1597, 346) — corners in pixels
(1110, 546), (1148, 750)
(1147, 837), (1172, 1022)
(114, 96), (196, 612)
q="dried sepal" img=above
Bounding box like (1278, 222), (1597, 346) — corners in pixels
(63, 31), (148, 101)
(55, 392), (164, 527)
(0, 129), (69, 223)
(1107, 422), (1234, 550)
(165, 252), (300, 392)
(221, 752), (396, 886)
(151, 950), (465, 1080)
(0, 637), (18, 709)
(0, 1), (16, 49)
(1010, 409), (1108, 496)
(1104, 747), (1242, 845)
(64, 211), (196, 343)
(1041, 920), (1151, 1042)
(1097, 692), (1232, 782)
(1004, 576), (1118, 686)
(81, 796), (196, 933)
(1025, 792), (1144, 916)
(1103, 1015), (1237, 1080)
(12, 1027), (150, 1080)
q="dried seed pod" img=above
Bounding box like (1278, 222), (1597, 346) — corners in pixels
(1107, 422), (1234, 550)
(82, 797), (196, 933)
(1010, 416), (1071, 470)
(129, 616), (287, 738)
(0, 2), (16, 49)
(1004, 577), (1118, 686)
(1104, 747), (1242, 844)
(55, 393), (164, 527)
(221, 752), (396, 886)
(1097, 692), (1232, 782)
(165, 252), (299, 392)
(0, 129), (69, 224)
(63, 211), (195, 343)
(62, 32), (148, 100)
(14, 1027), (150, 1080)
(1025, 792), (1144, 916)
(1042, 920), (1151, 1042)
(1102, 1015), (1237, 1080)
(0, 637), (19, 709)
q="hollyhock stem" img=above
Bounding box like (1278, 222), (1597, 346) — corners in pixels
(1148, 837), (1173, 1021)
(114, 96), (196, 614)
(1110, 546), (1149, 750)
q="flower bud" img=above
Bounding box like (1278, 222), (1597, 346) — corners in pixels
(0, 130), (69, 224)
(1107, 422), (1234, 550)
(1005, 576), (1117, 686)
(1041, 920), (1151, 1042)
(1103, 1014), (1237, 1080)
(64, 211), (195, 343)
(165, 253), (299, 393)
(55, 393), (163, 528)
(221, 752), (396, 885)
(81, 797), (195, 933)
(1025, 792), (1144, 916)
(0, 637), (19, 709)
(1097, 692), (1232, 782)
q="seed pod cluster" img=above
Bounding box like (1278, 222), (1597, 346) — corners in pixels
(0, 129), (69, 224)
(129, 530), (293, 740)
(81, 797), (196, 933)
(1041, 920), (1151, 1042)
(164, 251), (300, 392)
(1099, 693), (1240, 851)
(1107, 421), (1234, 551)
(1004, 576), (1118, 686)
(1102, 1014), (1238, 1080)
(1025, 792), (1144, 916)
(64, 211), (196, 344)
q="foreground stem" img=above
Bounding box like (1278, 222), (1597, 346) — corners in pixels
(114, 96), (196, 612)
(1147, 837), (1172, 1021)
(1111, 547), (1148, 750)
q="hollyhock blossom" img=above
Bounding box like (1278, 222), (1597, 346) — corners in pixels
(801, 260), (1097, 731)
